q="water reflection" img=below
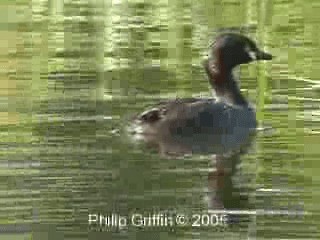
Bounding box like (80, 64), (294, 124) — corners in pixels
(127, 116), (255, 223)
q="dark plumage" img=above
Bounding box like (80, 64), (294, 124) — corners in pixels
(130, 33), (272, 151)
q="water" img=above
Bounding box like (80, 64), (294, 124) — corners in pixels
(1, 0), (320, 239)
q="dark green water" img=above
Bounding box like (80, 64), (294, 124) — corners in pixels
(1, 0), (320, 239)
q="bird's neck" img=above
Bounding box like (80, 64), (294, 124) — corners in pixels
(204, 59), (248, 106)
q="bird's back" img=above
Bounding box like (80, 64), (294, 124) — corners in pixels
(131, 98), (256, 152)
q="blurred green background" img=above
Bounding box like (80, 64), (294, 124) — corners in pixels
(0, 0), (319, 239)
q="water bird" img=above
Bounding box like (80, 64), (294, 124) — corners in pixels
(130, 33), (272, 154)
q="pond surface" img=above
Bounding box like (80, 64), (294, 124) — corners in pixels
(1, 0), (320, 239)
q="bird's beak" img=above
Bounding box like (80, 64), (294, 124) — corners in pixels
(255, 50), (273, 60)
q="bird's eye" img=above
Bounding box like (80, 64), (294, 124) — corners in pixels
(244, 45), (256, 60)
